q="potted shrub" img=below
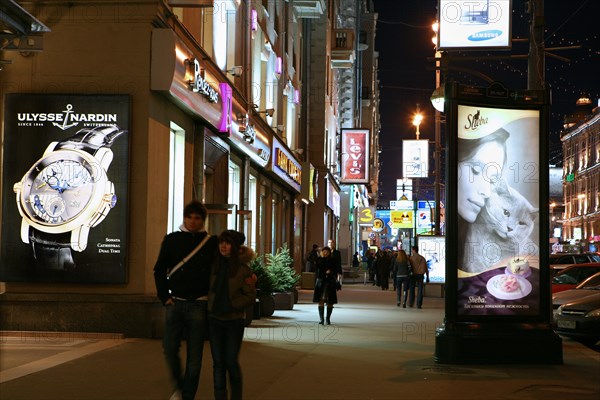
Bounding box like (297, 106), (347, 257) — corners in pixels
(249, 255), (275, 317)
(265, 245), (300, 310)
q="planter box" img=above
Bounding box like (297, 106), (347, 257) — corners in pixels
(272, 292), (294, 310)
(259, 295), (275, 317)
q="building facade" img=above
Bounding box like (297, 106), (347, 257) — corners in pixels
(0, 0), (380, 336)
(560, 98), (600, 252)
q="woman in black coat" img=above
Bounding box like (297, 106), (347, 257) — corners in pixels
(312, 247), (342, 325)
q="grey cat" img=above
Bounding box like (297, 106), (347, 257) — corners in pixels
(462, 179), (539, 273)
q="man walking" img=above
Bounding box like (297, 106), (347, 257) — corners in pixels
(154, 200), (218, 400)
(408, 245), (429, 308)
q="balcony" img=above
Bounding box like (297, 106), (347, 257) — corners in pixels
(293, 0), (326, 19)
(331, 29), (355, 69)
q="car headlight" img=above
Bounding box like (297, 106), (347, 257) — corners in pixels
(557, 305), (564, 314)
(585, 308), (600, 318)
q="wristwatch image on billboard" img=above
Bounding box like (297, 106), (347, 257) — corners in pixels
(13, 125), (127, 270)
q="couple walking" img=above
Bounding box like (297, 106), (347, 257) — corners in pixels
(153, 201), (256, 400)
(394, 246), (429, 308)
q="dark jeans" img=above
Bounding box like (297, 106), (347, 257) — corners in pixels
(163, 300), (208, 400)
(209, 317), (245, 400)
(395, 276), (410, 304)
(409, 274), (425, 307)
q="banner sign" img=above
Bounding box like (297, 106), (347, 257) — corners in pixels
(402, 140), (429, 178)
(340, 129), (370, 183)
(391, 210), (413, 229)
(1, 94), (130, 283)
(438, 0), (512, 50)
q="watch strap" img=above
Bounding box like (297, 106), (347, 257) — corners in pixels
(29, 229), (75, 270)
(56, 125), (126, 154)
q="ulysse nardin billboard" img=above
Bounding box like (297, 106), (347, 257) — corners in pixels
(1, 94), (130, 284)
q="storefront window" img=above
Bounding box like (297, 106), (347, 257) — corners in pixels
(271, 190), (280, 254)
(228, 160), (241, 229)
(247, 174), (258, 250)
(168, 122), (186, 233)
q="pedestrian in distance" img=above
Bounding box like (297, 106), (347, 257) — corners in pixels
(352, 251), (361, 269)
(408, 246), (429, 309)
(313, 246), (342, 325)
(305, 244), (319, 272)
(208, 230), (257, 400)
(153, 200), (218, 400)
(376, 250), (392, 290)
(328, 239), (343, 273)
(393, 249), (411, 307)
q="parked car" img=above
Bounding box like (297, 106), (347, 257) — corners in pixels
(549, 253), (600, 276)
(554, 292), (600, 346)
(551, 263), (600, 293)
(552, 272), (600, 320)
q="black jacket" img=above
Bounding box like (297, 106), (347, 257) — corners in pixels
(153, 230), (218, 304)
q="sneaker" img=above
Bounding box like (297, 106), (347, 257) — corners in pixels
(169, 390), (182, 400)
(397, 302), (401, 307)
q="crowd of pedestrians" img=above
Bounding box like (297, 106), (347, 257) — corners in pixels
(362, 246), (430, 308)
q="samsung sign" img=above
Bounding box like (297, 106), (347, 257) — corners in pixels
(438, 0), (512, 50)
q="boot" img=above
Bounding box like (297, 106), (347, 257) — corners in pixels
(318, 306), (324, 324)
(326, 306), (333, 325)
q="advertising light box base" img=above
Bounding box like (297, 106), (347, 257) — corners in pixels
(435, 324), (563, 364)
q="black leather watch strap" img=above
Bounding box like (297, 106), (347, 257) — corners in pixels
(29, 229), (75, 270)
(56, 125), (126, 154)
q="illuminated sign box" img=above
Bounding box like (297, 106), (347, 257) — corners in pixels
(340, 129), (370, 183)
(438, 0), (512, 50)
(402, 140), (429, 178)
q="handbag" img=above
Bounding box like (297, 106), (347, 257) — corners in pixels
(167, 234), (211, 278)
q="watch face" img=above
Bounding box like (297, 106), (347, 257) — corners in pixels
(17, 150), (109, 227)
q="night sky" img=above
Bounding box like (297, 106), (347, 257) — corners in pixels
(373, 0), (600, 204)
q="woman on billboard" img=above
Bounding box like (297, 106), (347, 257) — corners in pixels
(457, 108), (540, 275)
(457, 127), (509, 272)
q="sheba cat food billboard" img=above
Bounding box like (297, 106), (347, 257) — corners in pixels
(454, 103), (541, 316)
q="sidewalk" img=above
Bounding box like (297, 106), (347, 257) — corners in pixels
(1, 285), (599, 400)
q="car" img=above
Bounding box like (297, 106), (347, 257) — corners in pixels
(552, 272), (600, 320)
(549, 253), (600, 276)
(554, 292), (600, 346)
(551, 263), (600, 293)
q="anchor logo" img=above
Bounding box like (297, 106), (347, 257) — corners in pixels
(52, 104), (79, 131)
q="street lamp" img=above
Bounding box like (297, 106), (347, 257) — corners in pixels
(430, 21), (443, 236)
(412, 109), (423, 140)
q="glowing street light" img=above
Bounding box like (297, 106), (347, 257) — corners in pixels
(412, 108), (423, 139)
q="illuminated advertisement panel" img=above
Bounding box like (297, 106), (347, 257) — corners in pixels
(438, 0), (512, 50)
(402, 140), (429, 178)
(419, 236), (446, 283)
(340, 129), (370, 183)
(1, 94), (130, 283)
(455, 104), (540, 316)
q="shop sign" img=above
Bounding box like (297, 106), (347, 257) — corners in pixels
(357, 207), (375, 225)
(340, 129), (370, 183)
(151, 30), (224, 130)
(326, 179), (340, 218)
(391, 210), (413, 229)
(186, 58), (219, 103)
(269, 137), (301, 192)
